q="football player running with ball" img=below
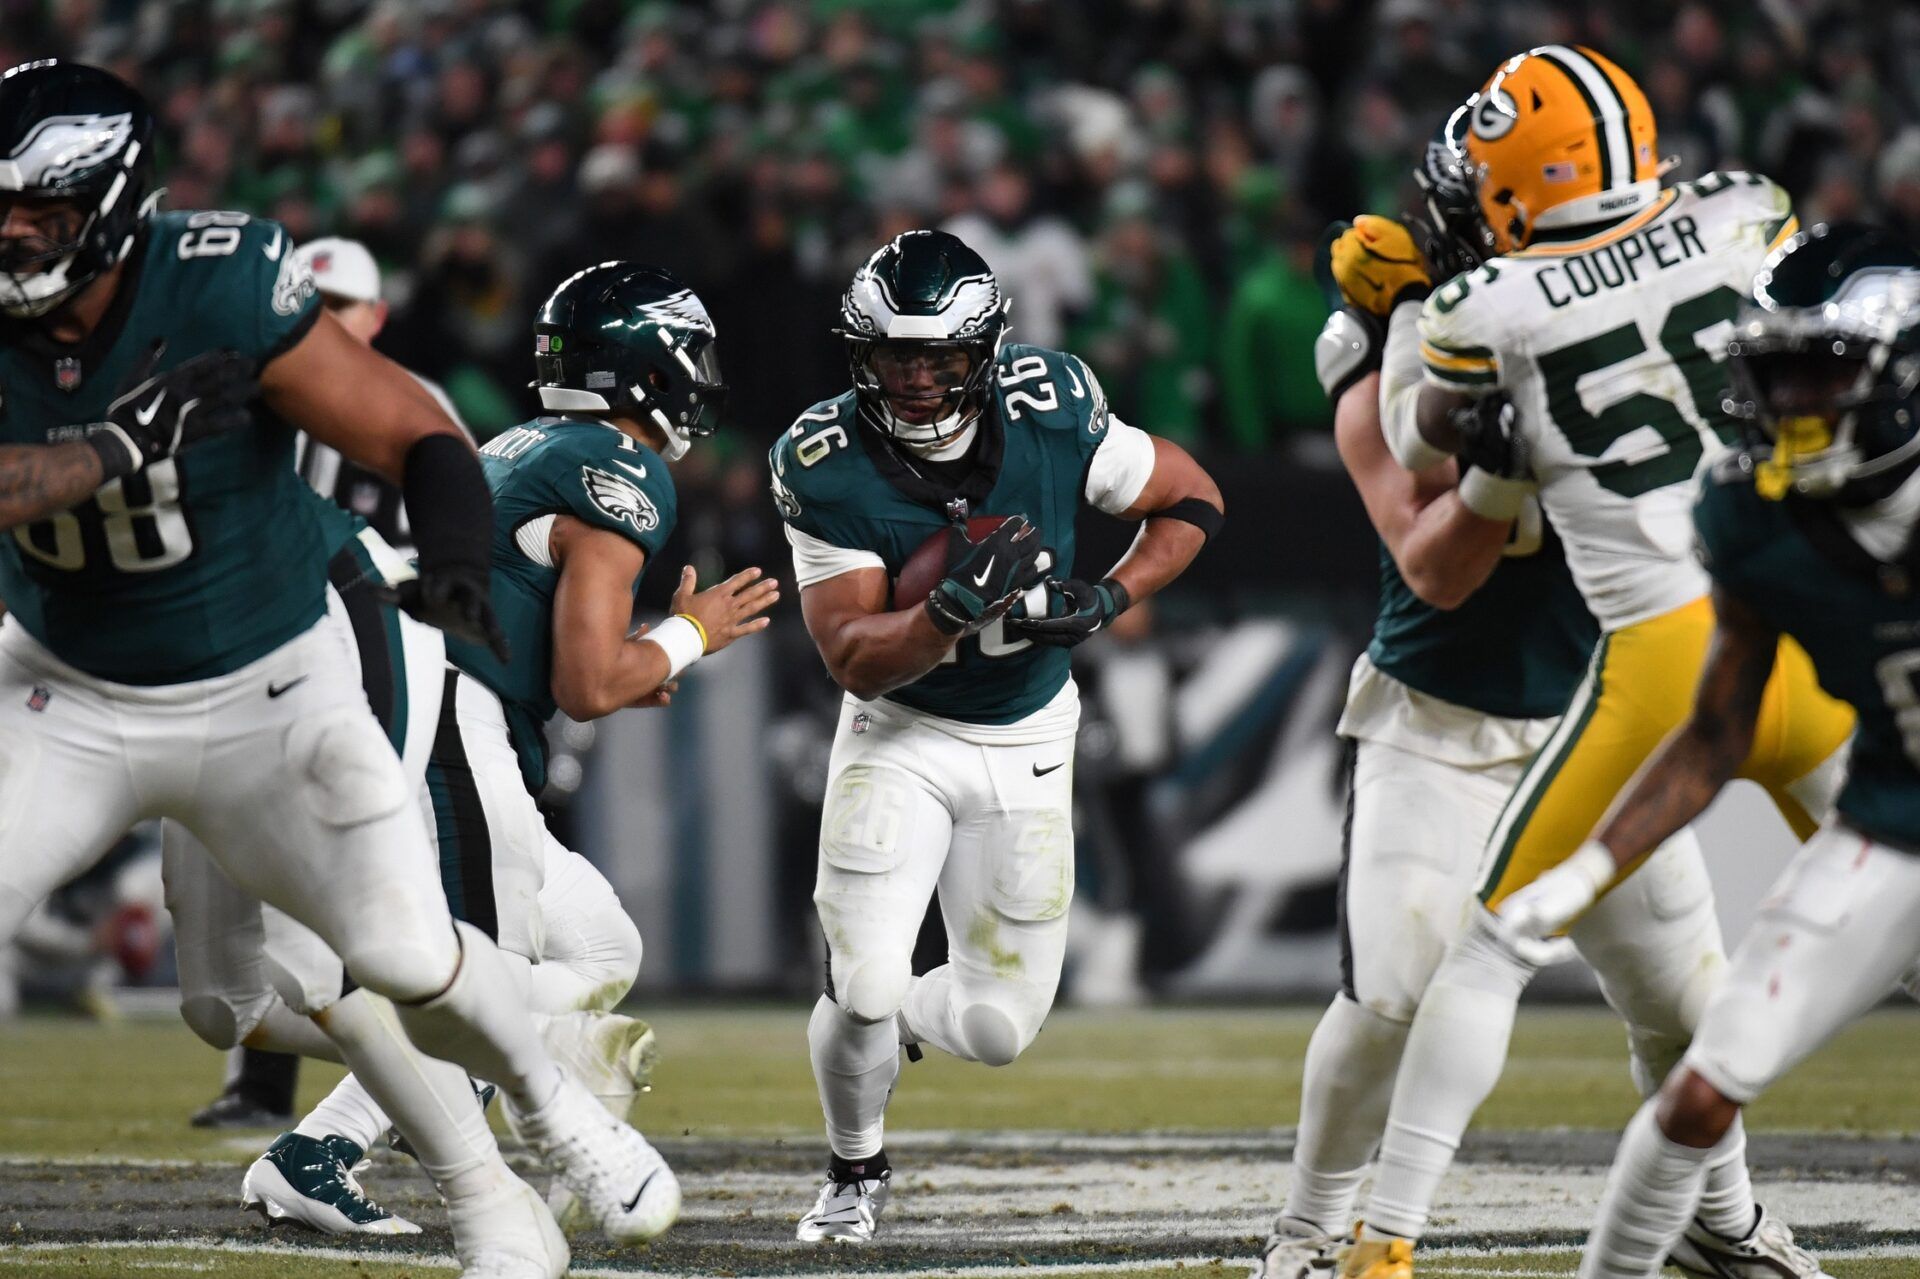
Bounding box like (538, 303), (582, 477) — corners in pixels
(0, 62), (681, 1276)
(769, 230), (1221, 1242)
(1253, 105), (1608, 1276)
(1335, 47), (1857, 1279)
(1501, 224), (1920, 1278)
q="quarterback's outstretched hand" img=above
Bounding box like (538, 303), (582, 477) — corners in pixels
(925, 515), (1050, 637)
(1005, 576), (1131, 648)
(86, 341), (259, 481)
(671, 564), (780, 655)
(1328, 215), (1432, 317)
(385, 565), (511, 663)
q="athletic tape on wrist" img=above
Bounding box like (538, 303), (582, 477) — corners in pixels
(642, 614), (706, 680)
(1458, 467), (1530, 521)
(84, 425), (140, 480)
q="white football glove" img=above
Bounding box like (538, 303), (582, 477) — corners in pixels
(1495, 840), (1619, 945)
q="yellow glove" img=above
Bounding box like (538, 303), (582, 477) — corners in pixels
(1329, 214), (1432, 317)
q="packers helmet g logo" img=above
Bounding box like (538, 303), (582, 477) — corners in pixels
(1470, 90), (1517, 141)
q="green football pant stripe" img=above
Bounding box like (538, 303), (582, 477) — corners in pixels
(426, 671), (499, 940)
(1479, 631), (1608, 903)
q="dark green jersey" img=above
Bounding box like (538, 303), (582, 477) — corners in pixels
(1694, 457), (1918, 848)
(0, 211), (324, 684)
(1368, 512), (1597, 720)
(448, 416), (678, 790)
(769, 343), (1110, 724)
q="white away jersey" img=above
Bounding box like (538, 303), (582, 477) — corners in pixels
(1419, 172), (1798, 629)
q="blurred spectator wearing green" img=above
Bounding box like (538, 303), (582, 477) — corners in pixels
(1068, 188), (1212, 447)
(1218, 175), (1330, 449)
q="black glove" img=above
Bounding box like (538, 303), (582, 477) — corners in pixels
(1005, 576), (1131, 648)
(380, 564), (511, 663)
(924, 515), (1051, 637)
(85, 341), (258, 480)
(1450, 390), (1528, 480)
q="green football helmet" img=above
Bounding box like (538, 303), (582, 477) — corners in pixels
(1726, 222), (1920, 503)
(532, 262), (726, 460)
(0, 60), (156, 318)
(836, 229), (1008, 450)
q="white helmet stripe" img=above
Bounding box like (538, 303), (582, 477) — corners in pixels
(1536, 45), (1632, 192)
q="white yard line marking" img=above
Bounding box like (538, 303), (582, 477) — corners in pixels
(4, 1238), (1919, 1278)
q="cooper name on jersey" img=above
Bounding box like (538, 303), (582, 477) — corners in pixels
(1530, 212), (1706, 309)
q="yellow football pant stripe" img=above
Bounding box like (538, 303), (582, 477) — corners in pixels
(1479, 596), (1856, 908)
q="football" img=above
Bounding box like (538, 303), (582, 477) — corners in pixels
(892, 515), (1014, 609)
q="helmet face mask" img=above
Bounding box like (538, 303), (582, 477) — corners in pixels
(838, 230), (1007, 452)
(531, 262), (727, 461)
(1726, 223), (1920, 503)
(1412, 98), (1496, 278)
(0, 61), (154, 319)
(847, 337), (987, 445)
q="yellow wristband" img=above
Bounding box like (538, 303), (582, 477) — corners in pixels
(675, 612), (710, 653)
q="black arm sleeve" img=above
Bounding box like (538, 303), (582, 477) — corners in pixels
(402, 433), (493, 574)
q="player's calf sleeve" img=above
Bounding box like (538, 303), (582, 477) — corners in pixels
(392, 922), (561, 1113)
(809, 994), (901, 1162)
(1579, 1101), (1719, 1279)
(1694, 1113), (1757, 1242)
(241, 1001), (347, 1064)
(1285, 994), (1410, 1234)
(294, 1071), (392, 1155)
(312, 990), (499, 1190)
(1365, 914), (1533, 1240)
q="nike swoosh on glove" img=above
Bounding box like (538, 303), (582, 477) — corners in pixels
(925, 516), (1050, 637)
(1327, 215), (1432, 317)
(86, 340), (260, 480)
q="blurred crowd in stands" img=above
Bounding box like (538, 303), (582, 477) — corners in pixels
(9, 0), (1920, 457)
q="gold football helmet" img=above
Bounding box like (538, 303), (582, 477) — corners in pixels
(1465, 45), (1660, 254)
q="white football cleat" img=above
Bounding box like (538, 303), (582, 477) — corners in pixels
(1669, 1204), (1834, 1279)
(1250, 1215), (1342, 1278)
(528, 1011), (660, 1235)
(796, 1159), (891, 1243)
(509, 1075), (680, 1245)
(446, 1168), (568, 1279)
(241, 1133), (421, 1235)
(544, 1011), (657, 1121)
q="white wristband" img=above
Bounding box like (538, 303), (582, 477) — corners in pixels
(1566, 840), (1620, 894)
(641, 614), (706, 680)
(1457, 467), (1531, 521)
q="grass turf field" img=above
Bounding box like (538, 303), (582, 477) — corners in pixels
(1, 1005), (1917, 1277)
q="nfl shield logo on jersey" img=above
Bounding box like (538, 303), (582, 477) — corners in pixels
(26, 684), (51, 713)
(851, 711), (872, 735)
(53, 357), (81, 392)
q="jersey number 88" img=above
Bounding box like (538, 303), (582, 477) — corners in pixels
(14, 459), (193, 574)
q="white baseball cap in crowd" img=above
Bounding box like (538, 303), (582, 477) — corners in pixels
(296, 236), (382, 304)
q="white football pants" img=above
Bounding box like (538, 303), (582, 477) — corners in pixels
(817, 692), (1076, 1060)
(0, 602), (461, 1008)
(1685, 822), (1920, 1102)
(809, 689), (1076, 1160)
